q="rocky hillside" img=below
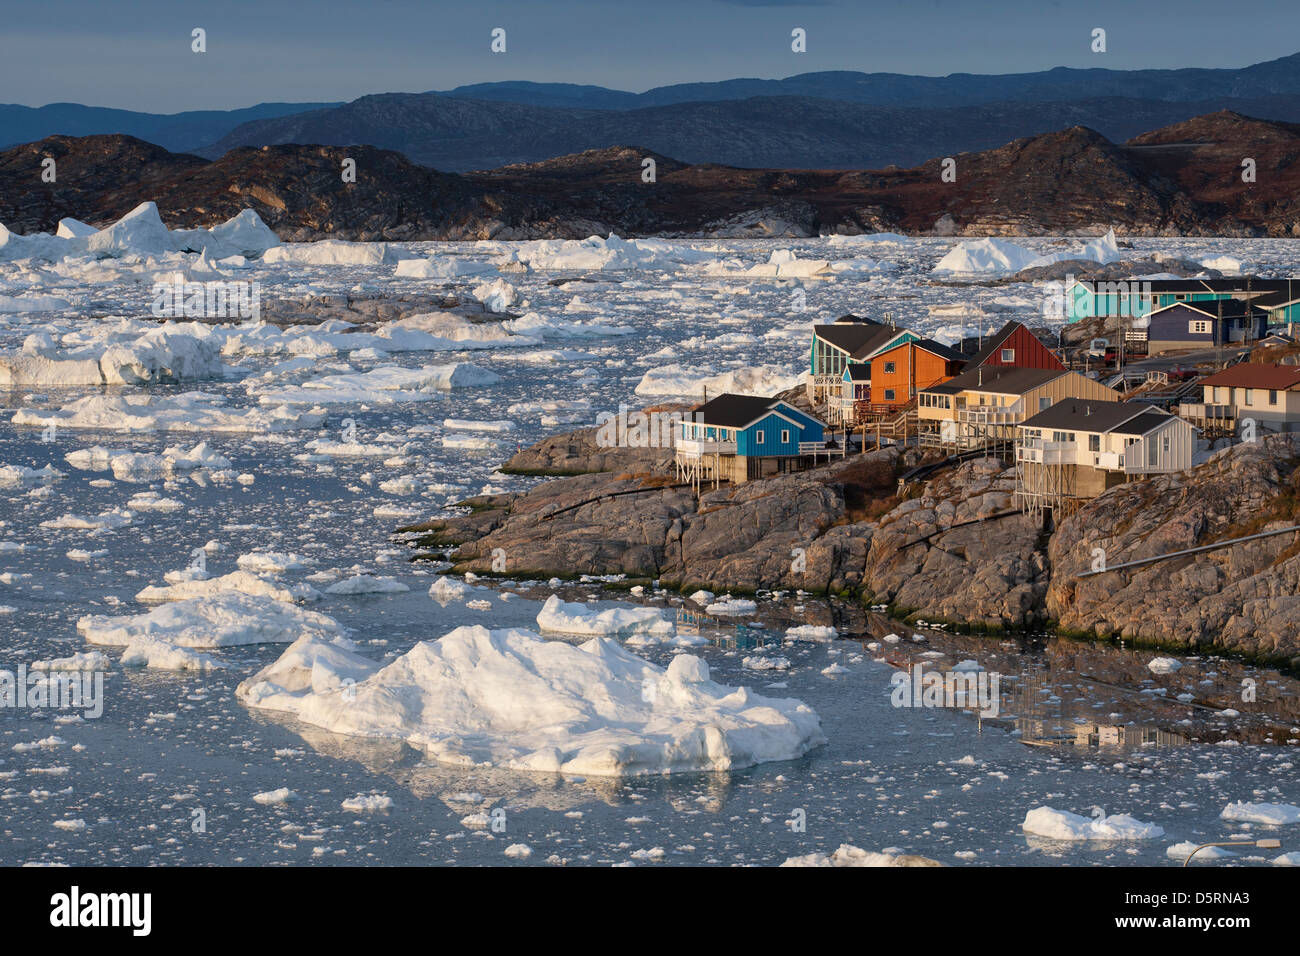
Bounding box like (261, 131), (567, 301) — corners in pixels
(6, 112), (1300, 238)
(402, 426), (1300, 666)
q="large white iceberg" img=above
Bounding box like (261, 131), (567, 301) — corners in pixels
(79, 592), (346, 648)
(237, 625), (825, 776)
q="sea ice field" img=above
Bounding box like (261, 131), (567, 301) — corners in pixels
(1, 214), (1297, 865)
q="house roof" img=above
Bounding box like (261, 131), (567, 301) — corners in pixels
(1021, 398), (1159, 433)
(813, 320), (895, 359)
(1111, 411), (1176, 437)
(1199, 363), (1300, 390)
(923, 366), (1065, 396)
(1149, 299), (1268, 320)
(966, 321), (1020, 367)
(690, 393), (825, 431)
(843, 364), (872, 381)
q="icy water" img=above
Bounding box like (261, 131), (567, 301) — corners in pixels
(1, 234), (1297, 865)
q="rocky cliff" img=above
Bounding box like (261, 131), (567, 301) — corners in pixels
(402, 427), (1300, 666)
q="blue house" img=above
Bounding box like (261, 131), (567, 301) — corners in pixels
(1143, 300), (1268, 354)
(675, 393), (828, 485)
(1066, 276), (1300, 327)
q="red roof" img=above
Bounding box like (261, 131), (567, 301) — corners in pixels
(1199, 363), (1300, 390)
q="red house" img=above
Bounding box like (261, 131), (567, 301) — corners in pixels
(967, 320), (1065, 372)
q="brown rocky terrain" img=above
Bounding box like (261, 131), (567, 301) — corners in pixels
(7, 111), (1300, 239)
(400, 422), (1300, 667)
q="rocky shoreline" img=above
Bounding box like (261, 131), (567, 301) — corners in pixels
(399, 420), (1300, 668)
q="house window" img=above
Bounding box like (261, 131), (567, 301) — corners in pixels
(884, 361), (896, 374)
(1189, 320), (1211, 334)
(781, 429), (790, 444)
(1243, 389), (1253, 406)
(884, 389), (896, 402)
(1039, 397), (1051, 411)
(1000, 348), (1015, 363)
(1270, 389), (1279, 405)
(1088, 435), (1100, 452)
(756, 430), (764, 445)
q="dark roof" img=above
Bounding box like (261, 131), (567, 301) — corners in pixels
(966, 321), (1020, 367)
(1150, 299), (1268, 320)
(844, 364), (872, 381)
(1199, 363), (1300, 390)
(813, 320), (896, 359)
(1021, 399), (1159, 433)
(690, 393), (781, 428)
(923, 365), (1064, 396)
(1111, 411), (1175, 437)
(913, 337), (966, 362)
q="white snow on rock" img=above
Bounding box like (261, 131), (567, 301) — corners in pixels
(781, 845), (940, 867)
(536, 594), (673, 639)
(1021, 807), (1165, 841)
(1220, 801), (1300, 825)
(237, 625), (825, 776)
(79, 592), (346, 648)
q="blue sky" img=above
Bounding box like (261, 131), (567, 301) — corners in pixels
(3, 0), (1298, 112)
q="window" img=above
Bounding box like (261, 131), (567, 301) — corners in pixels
(755, 430), (764, 445)
(1088, 435), (1100, 452)
(1000, 348), (1015, 363)
(1189, 320), (1211, 334)
(1039, 397), (1051, 411)
(1270, 390), (1279, 406)
(780, 429), (790, 444)
(884, 389), (896, 402)
(884, 361), (896, 374)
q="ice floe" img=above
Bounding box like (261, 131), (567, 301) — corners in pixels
(237, 625), (825, 776)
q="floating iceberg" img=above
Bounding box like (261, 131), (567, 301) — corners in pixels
(931, 237), (1042, 276)
(79, 592), (346, 648)
(237, 626), (825, 776)
(1021, 806), (1164, 841)
(536, 594), (674, 639)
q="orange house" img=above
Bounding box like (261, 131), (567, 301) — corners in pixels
(867, 338), (965, 409)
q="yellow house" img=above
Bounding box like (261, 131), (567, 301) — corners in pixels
(918, 366), (1120, 450)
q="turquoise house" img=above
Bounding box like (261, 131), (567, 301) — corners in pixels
(1066, 277), (1300, 326)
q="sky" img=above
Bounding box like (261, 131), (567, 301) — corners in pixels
(3, 0), (1300, 113)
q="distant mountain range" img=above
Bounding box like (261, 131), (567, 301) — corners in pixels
(6, 111), (1300, 240)
(8, 52), (1300, 170)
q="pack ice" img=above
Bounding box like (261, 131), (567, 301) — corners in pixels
(0, 203), (278, 262)
(237, 625), (826, 776)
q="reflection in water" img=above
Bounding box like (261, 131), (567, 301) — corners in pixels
(1009, 670), (1187, 752)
